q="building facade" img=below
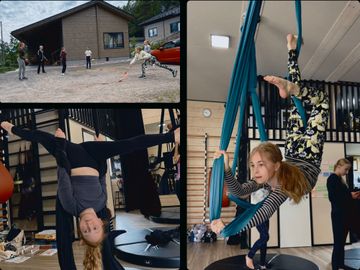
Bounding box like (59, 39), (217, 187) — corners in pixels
(11, 1), (134, 62)
(140, 7), (180, 43)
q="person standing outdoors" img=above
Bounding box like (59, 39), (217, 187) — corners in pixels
(37, 45), (47, 74)
(17, 42), (27, 80)
(60, 47), (67, 75)
(85, 47), (92, 69)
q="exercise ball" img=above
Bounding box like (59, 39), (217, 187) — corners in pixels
(0, 162), (14, 203)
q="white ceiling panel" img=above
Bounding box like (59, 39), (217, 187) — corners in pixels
(188, 1), (360, 102)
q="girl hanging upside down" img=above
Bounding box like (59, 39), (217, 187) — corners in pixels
(0, 121), (180, 270)
(211, 34), (330, 268)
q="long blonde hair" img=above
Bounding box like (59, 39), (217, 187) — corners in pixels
(78, 223), (106, 270)
(83, 243), (102, 270)
(250, 142), (310, 203)
(334, 158), (351, 171)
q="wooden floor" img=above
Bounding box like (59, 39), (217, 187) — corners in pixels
(0, 210), (177, 270)
(187, 240), (360, 270)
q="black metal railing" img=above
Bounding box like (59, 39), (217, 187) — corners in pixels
(67, 109), (117, 139)
(247, 77), (360, 143)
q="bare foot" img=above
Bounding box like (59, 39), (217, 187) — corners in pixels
(55, 128), (66, 138)
(1, 121), (14, 135)
(210, 218), (225, 234)
(287, 34), (297, 51)
(94, 134), (104, 141)
(246, 255), (255, 269)
(174, 128), (180, 144)
(263, 75), (299, 98)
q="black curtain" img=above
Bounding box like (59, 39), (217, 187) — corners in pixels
(113, 109), (161, 217)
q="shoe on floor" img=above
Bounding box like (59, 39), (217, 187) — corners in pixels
(138, 74), (146, 78)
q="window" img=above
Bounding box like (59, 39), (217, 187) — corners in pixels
(148, 27), (158, 37)
(163, 41), (176, 49)
(103, 32), (124, 49)
(170, 21), (180, 33)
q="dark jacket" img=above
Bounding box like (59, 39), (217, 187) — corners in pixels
(60, 51), (67, 62)
(37, 49), (46, 62)
(18, 48), (25, 60)
(327, 173), (360, 236)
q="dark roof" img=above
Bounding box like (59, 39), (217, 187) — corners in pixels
(139, 7), (180, 26)
(11, 1), (134, 38)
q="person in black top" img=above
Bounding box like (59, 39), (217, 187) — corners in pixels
(1, 121), (180, 270)
(17, 42), (27, 80)
(60, 47), (67, 75)
(327, 158), (360, 270)
(37, 45), (47, 74)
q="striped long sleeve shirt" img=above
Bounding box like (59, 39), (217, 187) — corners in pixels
(224, 156), (321, 231)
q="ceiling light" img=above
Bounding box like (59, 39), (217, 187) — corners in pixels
(211, 35), (229, 48)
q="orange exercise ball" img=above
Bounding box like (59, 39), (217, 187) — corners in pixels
(0, 162), (14, 203)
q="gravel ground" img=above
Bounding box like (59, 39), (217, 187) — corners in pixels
(0, 60), (180, 103)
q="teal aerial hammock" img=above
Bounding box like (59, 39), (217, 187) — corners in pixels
(209, 0), (305, 237)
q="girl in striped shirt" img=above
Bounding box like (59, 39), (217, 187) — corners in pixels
(211, 34), (330, 269)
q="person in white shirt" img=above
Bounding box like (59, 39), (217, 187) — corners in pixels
(85, 48), (92, 69)
(143, 40), (151, 53)
(130, 47), (177, 79)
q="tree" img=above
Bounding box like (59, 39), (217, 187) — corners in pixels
(121, 0), (180, 37)
(0, 35), (19, 67)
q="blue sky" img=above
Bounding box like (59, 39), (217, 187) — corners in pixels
(0, 1), (128, 43)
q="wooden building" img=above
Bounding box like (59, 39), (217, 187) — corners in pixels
(11, 0), (134, 63)
(139, 7), (180, 43)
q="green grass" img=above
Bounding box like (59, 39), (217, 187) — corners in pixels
(0, 65), (17, 73)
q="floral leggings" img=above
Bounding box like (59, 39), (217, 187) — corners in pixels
(141, 56), (175, 76)
(285, 50), (330, 167)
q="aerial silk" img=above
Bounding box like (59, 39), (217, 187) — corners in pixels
(209, 0), (305, 237)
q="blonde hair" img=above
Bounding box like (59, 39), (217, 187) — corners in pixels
(250, 142), (310, 204)
(83, 244), (102, 270)
(78, 222), (106, 270)
(334, 158), (351, 171)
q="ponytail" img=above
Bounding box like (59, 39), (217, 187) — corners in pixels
(277, 162), (310, 204)
(250, 142), (310, 204)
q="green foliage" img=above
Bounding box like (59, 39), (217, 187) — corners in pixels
(0, 35), (20, 67)
(121, 0), (180, 37)
(129, 36), (138, 49)
(150, 40), (162, 50)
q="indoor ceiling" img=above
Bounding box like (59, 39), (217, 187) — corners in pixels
(187, 1), (360, 102)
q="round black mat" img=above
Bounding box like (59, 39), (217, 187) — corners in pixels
(113, 227), (180, 268)
(205, 254), (319, 270)
(149, 207), (180, 224)
(345, 248), (360, 270)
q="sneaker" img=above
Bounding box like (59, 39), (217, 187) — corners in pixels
(23, 77), (28, 80)
(19, 78), (23, 81)
(138, 74), (146, 78)
(172, 70), (177, 78)
(61, 73), (65, 76)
